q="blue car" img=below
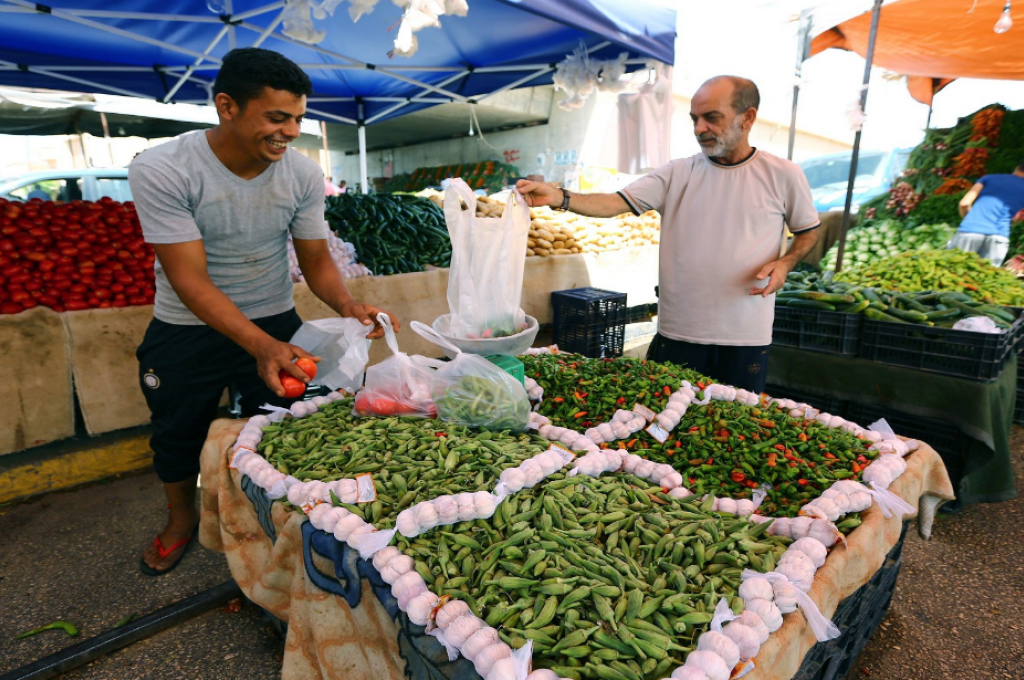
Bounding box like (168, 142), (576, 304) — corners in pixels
(799, 148), (913, 213)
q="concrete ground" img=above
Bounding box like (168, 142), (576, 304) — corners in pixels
(1, 428), (1021, 680)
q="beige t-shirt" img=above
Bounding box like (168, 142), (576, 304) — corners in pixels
(622, 150), (819, 346)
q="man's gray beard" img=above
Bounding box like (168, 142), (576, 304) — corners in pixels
(699, 118), (744, 158)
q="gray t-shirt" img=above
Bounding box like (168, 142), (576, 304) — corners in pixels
(129, 130), (328, 325)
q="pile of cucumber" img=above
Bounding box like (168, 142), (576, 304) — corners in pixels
(777, 272), (1018, 328)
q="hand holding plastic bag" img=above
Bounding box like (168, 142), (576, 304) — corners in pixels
(288, 317), (373, 393)
(354, 313), (439, 418)
(411, 321), (530, 430)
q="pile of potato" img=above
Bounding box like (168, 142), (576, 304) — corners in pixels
(411, 189), (661, 257)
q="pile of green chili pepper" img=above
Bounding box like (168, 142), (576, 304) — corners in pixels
(521, 354), (707, 430)
(257, 398), (547, 526)
(396, 470), (790, 680)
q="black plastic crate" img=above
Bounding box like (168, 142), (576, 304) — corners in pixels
(859, 310), (1024, 382)
(765, 382), (848, 417)
(1015, 388), (1024, 425)
(792, 523), (907, 680)
(772, 306), (862, 357)
(551, 287), (627, 358)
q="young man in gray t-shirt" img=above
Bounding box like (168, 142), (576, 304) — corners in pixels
(129, 48), (396, 576)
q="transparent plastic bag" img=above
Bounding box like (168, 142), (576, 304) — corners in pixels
(411, 321), (530, 431)
(444, 178), (530, 339)
(289, 317), (373, 393)
(354, 313), (440, 418)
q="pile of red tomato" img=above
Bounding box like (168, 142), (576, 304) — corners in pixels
(0, 197), (155, 315)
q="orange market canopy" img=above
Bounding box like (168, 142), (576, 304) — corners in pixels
(811, 0), (1024, 105)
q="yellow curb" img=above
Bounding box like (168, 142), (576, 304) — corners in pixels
(0, 433), (153, 504)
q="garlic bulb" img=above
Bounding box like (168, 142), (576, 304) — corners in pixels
(434, 600), (471, 630)
(597, 423), (616, 440)
(717, 498), (738, 515)
(777, 551), (816, 591)
(772, 579), (800, 614)
(486, 657), (517, 680)
(735, 499), (756, 516)
(434, 496), (460, 525)
(473, 491), (497, 518)
(790, 538), (828, 568)
(320, 506), (348, 534)
(650, 463), (674, 483)
(635, 459), (656, 479)
(684, 650), (730, 680)
(455, 493), (477, 522)
(394, 574), (428, 609)
(807, 520), (839, 547)
(745, 598), (783, 632)
(722, 620), (760, 660)
(662, 471), (684, 490)
(847, 491), (873, 512)
(333, 513), (366, 542)
(372, 546), (401, 572)
(473, 642), (511, 677)
(462, 625), (500, 660)
(790, 516), (815, 539)
(526, 670), (560, 680)
(414, 503), (440, 531)
(396, 509), (420, 537)
(337, 478), (359, 504)
(738, 576), (774, 602)
(669, 487), (693, 499)
(407, 591), (439, 626)
(444, 614), (484, 648)
(736, 610), (770, 644)
(538, 424), (553, 438)
(671, 665), (711, 680)
(287, 483), (308, 506)
(696, 630), (740, 669)
(308, 503), (332, 529)
(380, 554), (413, 584)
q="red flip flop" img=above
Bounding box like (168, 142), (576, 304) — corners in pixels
(140, 523), (199, 577)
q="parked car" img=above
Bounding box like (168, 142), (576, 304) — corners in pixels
(0, 168), (131, 203)
(799, 148), (912, 212)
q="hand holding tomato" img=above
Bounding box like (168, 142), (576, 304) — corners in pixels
(252, 336), (320, 399)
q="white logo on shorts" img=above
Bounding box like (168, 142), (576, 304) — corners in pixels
(144, 373), (160, 389)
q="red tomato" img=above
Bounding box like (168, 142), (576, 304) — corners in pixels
(65, 301), (89, 311)
(279, 374), (306, 398)
(1, 302), (22, 314)
(295, 357), (317, 380)
(20, 298), (38, 310)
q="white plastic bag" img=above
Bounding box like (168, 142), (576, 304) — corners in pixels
(354, 313), (439, 418)
(289, 317), (373, 393)
(444, 178), (530, 339)
(411, 321), (530, 431)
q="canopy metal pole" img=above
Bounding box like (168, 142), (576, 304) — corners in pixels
(835, 0), (883, 273)
(926, 102), (933, 130)
(358, 101), (368, 194)
(787, 10), (812, 161)
(320, 120), (331, 182)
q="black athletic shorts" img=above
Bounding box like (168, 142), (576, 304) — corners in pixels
(136, 309), (303, 484)
(646, 334), (770, 393)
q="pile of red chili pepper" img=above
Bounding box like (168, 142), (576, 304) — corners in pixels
(523, 354), (880, 517)
(521, 354), (707, 430)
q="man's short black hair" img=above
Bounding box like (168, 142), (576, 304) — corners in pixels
(213, 48), (313, 109)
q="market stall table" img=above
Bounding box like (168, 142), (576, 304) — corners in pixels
(199, 418), (953, 680)
(767, 347), (1017, 505)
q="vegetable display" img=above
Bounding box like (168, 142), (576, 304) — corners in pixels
(834, 249), (1024, 306)
(395, 469), (790, 678)
(779, 270), (1020, 327)
(820, 220), (956, 271)
(325, 193), (451, 276)
(0, 197), (155, 315)
(233, 351), (920, 680)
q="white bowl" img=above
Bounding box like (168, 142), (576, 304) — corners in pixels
(431, 314), (539, 358)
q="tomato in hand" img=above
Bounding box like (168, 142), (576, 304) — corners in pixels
(278, 372), (306, 399)
(295, 357), (317, 380)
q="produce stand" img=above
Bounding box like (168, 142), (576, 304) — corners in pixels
(767, 348), (1017, 504)
(0, 247), (658, 456)
(198, 417), (953, 680)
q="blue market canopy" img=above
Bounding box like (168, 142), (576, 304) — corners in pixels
(0, 0), (676, 126)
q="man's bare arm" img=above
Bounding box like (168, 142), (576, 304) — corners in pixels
(959, 182), (984, 217)
(516, 180), (631, 218)
(749, 228), (820, 297)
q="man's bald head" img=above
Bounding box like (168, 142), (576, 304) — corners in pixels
(701, 76), (760, 115)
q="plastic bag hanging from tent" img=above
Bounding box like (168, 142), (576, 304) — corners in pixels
(443, 178), (530, 340)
